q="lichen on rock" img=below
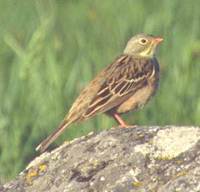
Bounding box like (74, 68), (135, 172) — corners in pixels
(1, 126), (200, 192)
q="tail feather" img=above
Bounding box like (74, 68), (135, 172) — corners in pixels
(36, 120), (72, 153)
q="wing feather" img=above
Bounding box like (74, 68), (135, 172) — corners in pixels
(83, 55), (155, 118)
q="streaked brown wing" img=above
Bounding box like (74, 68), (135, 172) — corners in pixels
(83, 55), (155, 118)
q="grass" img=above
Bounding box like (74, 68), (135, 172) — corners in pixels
(0, 0), (199, 181)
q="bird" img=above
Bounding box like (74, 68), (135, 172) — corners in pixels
(36, 33), (163, 153)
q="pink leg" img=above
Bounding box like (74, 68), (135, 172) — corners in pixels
(112, 113), (130, 128)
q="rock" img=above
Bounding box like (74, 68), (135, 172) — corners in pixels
(1, 126), (200, 192)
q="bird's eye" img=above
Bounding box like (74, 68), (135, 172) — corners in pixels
(139, 38), (148, 44)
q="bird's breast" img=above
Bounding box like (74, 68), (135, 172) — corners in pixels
(116, 60), (159, 114)
(116, 81), (157, 114)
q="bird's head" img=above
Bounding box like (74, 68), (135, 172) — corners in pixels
(124, 34), (163, 58)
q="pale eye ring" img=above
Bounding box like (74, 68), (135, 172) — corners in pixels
(139, 38), (148, 44)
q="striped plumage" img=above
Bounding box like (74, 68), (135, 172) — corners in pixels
(36, 34), (163, 152)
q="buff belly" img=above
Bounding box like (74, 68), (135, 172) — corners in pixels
(116, 83), (157, 114)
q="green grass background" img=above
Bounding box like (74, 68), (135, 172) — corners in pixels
(0, 0), (199, 181)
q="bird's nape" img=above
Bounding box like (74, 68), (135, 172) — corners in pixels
(124, 34), (163, 58)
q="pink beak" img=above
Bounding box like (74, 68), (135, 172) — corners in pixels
(154, 37), (164, 44)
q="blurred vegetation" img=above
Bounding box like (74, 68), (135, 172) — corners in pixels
(0, 0), (199, 181)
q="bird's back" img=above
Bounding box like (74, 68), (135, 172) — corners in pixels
(65, 55), (159, 123)
(115, 57), (160, 114)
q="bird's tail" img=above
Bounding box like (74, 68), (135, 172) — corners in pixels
(36, 119), (72, 153)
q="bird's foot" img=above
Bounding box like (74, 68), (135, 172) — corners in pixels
(117, 124), (138, 129)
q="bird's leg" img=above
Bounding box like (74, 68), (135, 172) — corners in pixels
(112, 113), (131, 128)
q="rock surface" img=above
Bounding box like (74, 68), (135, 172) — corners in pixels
(1, 126), (200, 192)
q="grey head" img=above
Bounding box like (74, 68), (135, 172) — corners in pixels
(123, 33), (163, 58)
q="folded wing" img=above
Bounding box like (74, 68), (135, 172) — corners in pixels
(82, 55), (155, 118)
